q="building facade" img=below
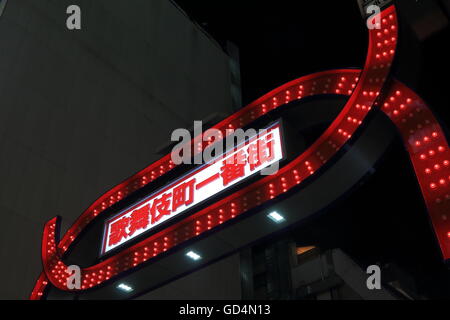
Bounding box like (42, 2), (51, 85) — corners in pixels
(0, 0), (240, 299)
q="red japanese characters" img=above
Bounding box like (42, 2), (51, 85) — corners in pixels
(103, 125), (284, 253)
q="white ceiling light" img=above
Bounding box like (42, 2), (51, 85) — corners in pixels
(267, 211), (285, 223)
(117, 283), (133, 292)
(186, 250), (202, 261)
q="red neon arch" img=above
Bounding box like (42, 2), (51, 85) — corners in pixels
(30, 5), (450, 299)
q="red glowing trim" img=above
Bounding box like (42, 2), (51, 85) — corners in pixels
(29, 6), (450, 299)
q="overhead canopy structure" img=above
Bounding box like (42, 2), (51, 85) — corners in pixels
(31, 4), (450, 300)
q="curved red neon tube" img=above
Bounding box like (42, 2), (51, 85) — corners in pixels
(30, 6), (450, 299)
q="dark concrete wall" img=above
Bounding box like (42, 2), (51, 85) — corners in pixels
(136, 254), (242, 300)
(0, 0), (239, 299)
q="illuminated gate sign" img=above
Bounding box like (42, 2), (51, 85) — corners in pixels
(30, 5), (450, 299)
(101, 123), (284, 254)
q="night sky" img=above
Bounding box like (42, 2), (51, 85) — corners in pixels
(174, 0), (367, 103)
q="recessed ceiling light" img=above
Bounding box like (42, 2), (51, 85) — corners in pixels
(186, 250), (202, 261)
(267, 211), (285, 223)
(117, 283), (133, 292)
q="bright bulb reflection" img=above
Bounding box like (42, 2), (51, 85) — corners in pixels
(186, 251), (201, 261)
(267, 211), (285, 223)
